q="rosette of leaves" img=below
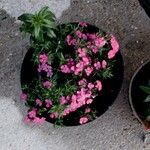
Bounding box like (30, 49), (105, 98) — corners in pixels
(18, 6), (57, 44)
(140, 80), (150, 121)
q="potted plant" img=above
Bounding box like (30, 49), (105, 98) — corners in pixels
(129, 60), (150, 129)
(19, 7), (123, 126)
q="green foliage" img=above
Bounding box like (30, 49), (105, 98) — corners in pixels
(37, 108), (47, 116)
(18, 6), (56, 43)
(44, 79), (77, 104)
(140, 80), (150, 121)
(140, 85), (150, 95)
(101, 67), (113, 79)
(144, 95), (150, 102)
(95, 67), (113, 79)
(140, 81), (150, 103)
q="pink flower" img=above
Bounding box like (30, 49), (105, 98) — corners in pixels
(95, 37), (106, 48)
(63, 108), (70, 116)
(66, 35), (72, 45)
(43, 81), (52, 89)
(79, 22), (88, 27)
(33, 117), (45, 124)
(38, 63), (53, 77)
(71, 39), (77, 45)
(108, 50), (116, 59)
(70, 102), (78, 112)
(77, 88), (92, 103)
(82, 56), (91, 66)
(77, 48), (87, 57)
(94, 61), (101, 70)
(75, 30), (87, 39)
(76, 61), (84, 68)
(74, 68), (81, 75)
(102, 60), (107, 68)
(71, 94), (77, 101)
(67, 58), (75, 68)
(76, 30), (83, 38)
(28, 109), (37, 118)
(66, 96), (70, 101)
(36, 99), (42, 106)
(24, 116), (31, 124)
(39, 54), (48, 64)
(95, 80), (102, 91)
(60, 96), (67, 105)
(20, 93), (27, 102)
(74, 61), (84, 75)
(60, 65), (71, 73)
(66, 35), (76, 46)
(87, 33), (97, 40)
(91, 46), (98, 54)
(85, 67), (93, 76)
(45, 99), (52, 108)
(85, 108), (91, 113)
(87, 83), (94, 90)
(70, 66), (75, 72)
(86, 98), (93, 104)
(111, 35), (119, 53)
(66, 34), (71, 42)
(63, 88), (94, 115)
(87, 41), (92, 48)
(50, 112), (58, 119)
(78, 78), (87, 87)
(79, 117), (88, 124)
(108, 36), (119, 59)
(82, 34), (87, 40)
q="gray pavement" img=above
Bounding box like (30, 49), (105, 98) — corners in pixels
(0, 0), (150, 150)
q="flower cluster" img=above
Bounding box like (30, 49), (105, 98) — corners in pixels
(38, 54), (53, 77)
(24, 109), (46, 124)
(21, 22), (119, 126)
(62, 31), (118, 79)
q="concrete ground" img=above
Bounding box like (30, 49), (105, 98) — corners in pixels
(0, 0), (150, 150)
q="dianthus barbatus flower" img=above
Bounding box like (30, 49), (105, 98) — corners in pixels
(79, 117), (88, 124)
(38, 63), (53, 77)
(39, 54), (48, 64)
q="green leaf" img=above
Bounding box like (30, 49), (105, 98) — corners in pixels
(19, 6), (57, 44)
(140, 86), (150, 94)
(38, 6), (55, 19)
(146, 115), (150, 121)
(144, 95), (150, 102)
(18, 13), (33, 22)
(101, 67), (113, 79)
(37, 108), (47, 116)
(43, 19), (56, 29)
(33, 25), (41, 39)
(38, 6), (49, 15)
(47, 30), (56, 38)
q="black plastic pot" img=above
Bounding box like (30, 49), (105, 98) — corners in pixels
(139, 0), (150, 18)
(129, 60), (150, 128)
(21, 23), (124, 126)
